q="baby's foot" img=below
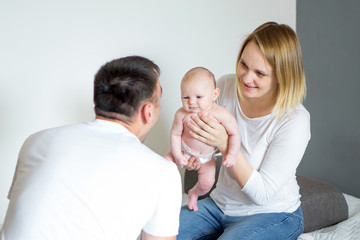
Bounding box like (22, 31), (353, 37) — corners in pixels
(187, 189), (199, 211)
(223, 156), (236, 168)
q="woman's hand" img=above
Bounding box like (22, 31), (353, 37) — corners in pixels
(184, 156), (201, 171)
(187, 112), (229, 155)
(164, 150), (201, 170)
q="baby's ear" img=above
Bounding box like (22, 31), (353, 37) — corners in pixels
(211, 88), (220, 101)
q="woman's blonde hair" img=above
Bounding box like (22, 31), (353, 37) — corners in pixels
(236, 22), (306, 118)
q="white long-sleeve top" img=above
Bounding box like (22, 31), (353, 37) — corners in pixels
(210, 74), (311, 216)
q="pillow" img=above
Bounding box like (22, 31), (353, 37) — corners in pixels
(184, 156), (348, 233)
(297, 175), (348, 232)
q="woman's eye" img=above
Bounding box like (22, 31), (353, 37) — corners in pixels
(240, 61), (247, 68)
(256, 71), (266, 77)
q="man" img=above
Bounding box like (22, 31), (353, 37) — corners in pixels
(1, 56), (182, 240)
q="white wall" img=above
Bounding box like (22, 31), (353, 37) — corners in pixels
(0, 0), (295, 222)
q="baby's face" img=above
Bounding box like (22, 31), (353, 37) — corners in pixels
(181, 77), (216, 113)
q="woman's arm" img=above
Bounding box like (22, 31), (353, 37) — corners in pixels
(188, 110), (311, 205)
(239, 111), (311, 205)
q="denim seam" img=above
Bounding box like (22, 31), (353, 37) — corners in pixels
(291, 210), (303, 218)
(286, 214), (304, 240)
(287, 221), (303, 240)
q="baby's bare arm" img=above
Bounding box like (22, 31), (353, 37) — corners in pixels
(210, 104), (239, 136)
(170, 108), (188, 167)
(208, 105), (240, 166)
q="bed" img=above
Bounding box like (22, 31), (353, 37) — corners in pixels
(183, 155), (360, 240)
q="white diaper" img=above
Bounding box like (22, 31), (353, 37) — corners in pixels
(181, 141), (217, 164)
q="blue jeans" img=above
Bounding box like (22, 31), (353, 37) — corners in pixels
(177, 197), (304, 240)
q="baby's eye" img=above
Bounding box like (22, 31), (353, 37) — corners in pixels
(183, 96), (189, 100)
(196, 96), (203, 99)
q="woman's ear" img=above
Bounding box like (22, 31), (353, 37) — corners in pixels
(211, 88), (220, 101)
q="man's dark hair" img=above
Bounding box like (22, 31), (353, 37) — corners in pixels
(94, 56), (160, 121)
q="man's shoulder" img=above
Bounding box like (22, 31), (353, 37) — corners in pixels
(24, 123), (82, 143)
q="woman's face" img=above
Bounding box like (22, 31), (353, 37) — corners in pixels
(237, 41), (278, 102)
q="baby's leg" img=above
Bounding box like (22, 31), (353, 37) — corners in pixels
(188, 157), (216, 211)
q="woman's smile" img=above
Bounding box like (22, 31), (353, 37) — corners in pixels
(243, 83), (258, 90)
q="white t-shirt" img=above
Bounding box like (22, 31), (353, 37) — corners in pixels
(211, 74), (311, 216)
(1, 119), (182, 240)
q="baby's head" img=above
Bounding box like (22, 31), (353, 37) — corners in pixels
(180, 67), (220, 113)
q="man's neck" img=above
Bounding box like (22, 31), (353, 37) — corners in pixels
(96, 115), (141, 139)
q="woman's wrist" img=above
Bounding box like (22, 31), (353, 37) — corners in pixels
(218, 138), (229, 156)
(228, 151), (253, 189)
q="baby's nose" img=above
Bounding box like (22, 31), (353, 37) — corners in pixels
(189, 98), (196, 104)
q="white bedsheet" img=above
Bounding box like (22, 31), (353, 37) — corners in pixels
(298, 194), (360, 240)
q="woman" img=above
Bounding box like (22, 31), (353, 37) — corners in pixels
(178, 22), (310, 239)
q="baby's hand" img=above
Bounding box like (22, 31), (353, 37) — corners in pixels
(223, 155), (236, 168)
(174, 155), (189, 168)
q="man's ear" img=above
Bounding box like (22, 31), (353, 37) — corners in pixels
(141, 102), (153, 124)
(212, 88), (220, 101)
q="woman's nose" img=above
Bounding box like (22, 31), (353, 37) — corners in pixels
(241, 70), (252, 83)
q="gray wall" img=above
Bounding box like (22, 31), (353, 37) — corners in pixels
(296, 0), (360, 197)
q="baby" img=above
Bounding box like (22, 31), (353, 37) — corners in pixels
(167, 67), (240, 211)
